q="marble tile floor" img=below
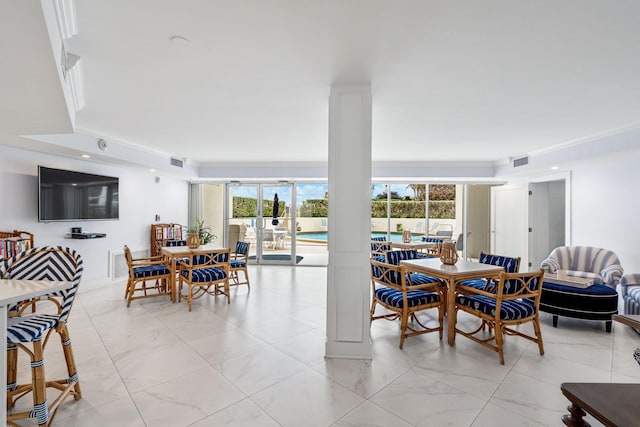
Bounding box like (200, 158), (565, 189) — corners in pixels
(9, 265), (640, 426)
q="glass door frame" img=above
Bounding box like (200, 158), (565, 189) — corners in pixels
(225, 182), (297, 265)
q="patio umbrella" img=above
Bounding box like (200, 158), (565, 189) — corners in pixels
(272, 193), (279, 226)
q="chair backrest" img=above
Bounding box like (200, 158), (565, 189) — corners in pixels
(496, 269), (544, 303)
(235, 241), (250, 256)
(371, 239), (391, 256)
(385, 250), (419, 265)
(479, 252), (521, 274)
(0, 246), (83, 322)
(188, 249), (230, 270)
(370, 258), (407, 288)
(165, 240), (187, 247)
(262, 229), (274, 241)
(541, 246), (623, 286)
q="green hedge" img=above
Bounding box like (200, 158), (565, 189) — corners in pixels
(232, 197), (285, 218)
(233, 196), (454, 219)
(371, 200), (454, 219)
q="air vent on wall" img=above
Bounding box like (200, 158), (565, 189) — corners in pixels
(170, 157), (184, 168)
(513, 156), (529, 167)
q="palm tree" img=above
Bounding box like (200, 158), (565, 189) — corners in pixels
(406, 184), (426, 201)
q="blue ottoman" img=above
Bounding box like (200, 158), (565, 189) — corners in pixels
(540, 281), (618, 332)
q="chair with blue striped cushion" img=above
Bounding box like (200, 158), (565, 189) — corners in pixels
(0, 246), (83, 426)
(179, 248), (231, 311)
(371, 238), (392, 258)
(541, 246), (623, 287)
(124, 245), (172, 306)
(230, 241), (251, 288)
(453, 269), (545, 364)
(421, 237), (444, 257)
(459, 252), (521, 293)
(370, 258), (445, 348)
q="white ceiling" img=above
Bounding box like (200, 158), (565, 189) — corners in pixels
(4, 1), (640, 168)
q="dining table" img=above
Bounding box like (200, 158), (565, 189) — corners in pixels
(390, 241), (437, 251)
(0, 279), (70, 426)
(160, 245), (227, 302)
(400, 258), (504, 345)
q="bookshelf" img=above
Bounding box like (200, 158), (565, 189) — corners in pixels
(0, 230), (34, 260)
(150, 223), (183, 256)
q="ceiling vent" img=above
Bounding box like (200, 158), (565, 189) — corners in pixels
(170, 157), (184, 168)
(513, 156), (529, 167)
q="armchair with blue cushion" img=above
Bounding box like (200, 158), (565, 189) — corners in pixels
(178, 248), (230, 311)
(370, 251), (445, 348)
(459, 252), (521, 293)
(124, 245), (172, 306)
(454, 269), (546, 364)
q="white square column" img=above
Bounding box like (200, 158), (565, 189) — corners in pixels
(325, 85), (372, 359)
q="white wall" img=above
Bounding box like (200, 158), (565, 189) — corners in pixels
(570, 152), (640, 273)
(0, 146), (189, 290)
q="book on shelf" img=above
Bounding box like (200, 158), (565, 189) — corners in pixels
(0, 236), (32, 259)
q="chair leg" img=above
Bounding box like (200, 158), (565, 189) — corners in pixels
(533, 317), (545, 356)
(126, 279), (135, 307)
(58, 325), (82, 400)
(224, 279), (230, 304)
(31, 339), (50, 426)
(496, 324), (505, 365)
(6, 344), (18, 408)
(244, 268), (250, 289)
(399, 309), (409, 349)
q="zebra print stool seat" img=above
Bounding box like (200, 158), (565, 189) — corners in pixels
(0, 246), (83, 426)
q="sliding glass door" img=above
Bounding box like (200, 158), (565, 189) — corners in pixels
(226, 183), (295, 265)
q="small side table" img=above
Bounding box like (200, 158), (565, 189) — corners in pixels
(560, 382), (640, 426)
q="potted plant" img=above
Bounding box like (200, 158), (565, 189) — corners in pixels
(187, 218), (216, 248)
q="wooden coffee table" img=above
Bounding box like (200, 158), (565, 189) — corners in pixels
(561, 382), (640, 426)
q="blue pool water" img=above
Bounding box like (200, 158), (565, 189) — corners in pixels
(297, 232), (409, 243)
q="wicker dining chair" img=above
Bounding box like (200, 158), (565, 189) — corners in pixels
(230, 241), (251, 288)
(123, 245), (172, 306)
(178, 248), (231, 311)
(370, 251), (445, 348)
(0, 246), (83, 426)
(453, 269), (545, 364)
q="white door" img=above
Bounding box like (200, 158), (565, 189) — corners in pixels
(491, 184), (529, 270)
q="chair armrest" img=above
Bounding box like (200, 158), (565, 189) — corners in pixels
(620, 274), (640, 297)
(601, 264), (624, 287)
(540, 257), (560, 274)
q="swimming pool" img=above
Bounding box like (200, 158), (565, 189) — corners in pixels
(296, 232), (410, 243)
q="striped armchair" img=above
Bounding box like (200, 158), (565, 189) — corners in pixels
(541, 246), (623, 288)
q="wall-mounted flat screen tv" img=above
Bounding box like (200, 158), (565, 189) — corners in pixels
(38, 166), (119, 222)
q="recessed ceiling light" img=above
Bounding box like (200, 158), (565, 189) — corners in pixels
(169, 35), (191, 47)
(81, 154), (90, 158)
(150, 168), (157, 172)
(551, 166), (559, 170)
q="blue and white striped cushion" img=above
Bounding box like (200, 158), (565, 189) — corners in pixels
(182, 267), (227, 282)
(408, 273), (442, 286)
(375, 287), (440, 308)
(479, 253), (520, 273)
(133, 264), (170, 278)
(386, 250), (418, 266)
(230, 260), (245, 268)
(456, 295), (536, 320)
(235, 241), (249, 255)
(421, 237), (443, 244)
(6, 314), (58, 343)
(165, 240), (187, 247)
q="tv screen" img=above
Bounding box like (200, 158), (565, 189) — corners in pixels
(38, 166), (119, 222)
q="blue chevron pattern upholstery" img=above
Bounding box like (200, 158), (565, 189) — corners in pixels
(375, 287), (440, 308)
(0, 246), (83, 425)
